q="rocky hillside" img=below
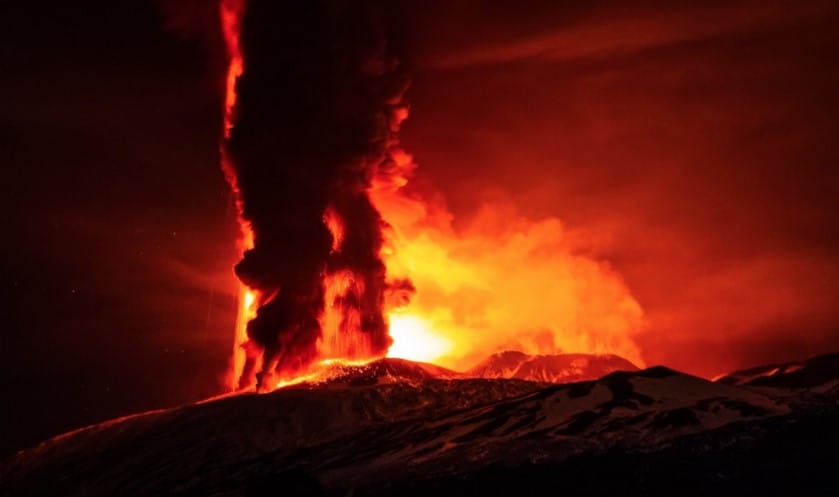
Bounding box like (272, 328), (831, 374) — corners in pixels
(5, 352), (834, 497)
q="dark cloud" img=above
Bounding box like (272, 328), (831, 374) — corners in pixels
(225, 1), (407, 384)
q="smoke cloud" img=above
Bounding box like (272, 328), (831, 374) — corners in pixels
(372, 181), (645, 370)
(223, 0), (408, 384)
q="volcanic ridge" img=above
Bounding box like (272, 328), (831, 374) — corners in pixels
(2, 351), (839, 497)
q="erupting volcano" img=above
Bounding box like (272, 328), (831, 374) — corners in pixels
(5, 1), (839, 495)
(220, 0), (643, 391)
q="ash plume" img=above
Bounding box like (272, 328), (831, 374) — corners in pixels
(223, 0), (408, 384)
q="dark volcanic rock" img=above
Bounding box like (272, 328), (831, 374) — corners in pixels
(715, 351), (839, 389)
(357, 408), (839, 497)
(2, 360), (806, 497)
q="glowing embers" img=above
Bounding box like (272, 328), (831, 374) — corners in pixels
(274, 357), (376, 389)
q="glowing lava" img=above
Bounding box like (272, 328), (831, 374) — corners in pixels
(386, 313), (453, 364)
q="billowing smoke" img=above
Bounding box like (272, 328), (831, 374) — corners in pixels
(223, 0), (408, 386)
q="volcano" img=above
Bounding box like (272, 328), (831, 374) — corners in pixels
(3, 353), (839, 496)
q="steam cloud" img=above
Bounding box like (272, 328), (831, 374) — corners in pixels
(223, 1), (408, 384)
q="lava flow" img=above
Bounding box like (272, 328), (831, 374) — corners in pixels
(219, 0), (644, 391)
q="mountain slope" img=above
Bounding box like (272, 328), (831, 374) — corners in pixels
(468, 350), (639, 382)
(715, 352), (839, 390)
(314, 366), (788, 487)
(2, 358), (807, 497)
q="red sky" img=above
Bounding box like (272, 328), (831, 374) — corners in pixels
(400, 0), (839, 376)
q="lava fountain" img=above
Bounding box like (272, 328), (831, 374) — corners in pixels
(220, 0), (644, 391)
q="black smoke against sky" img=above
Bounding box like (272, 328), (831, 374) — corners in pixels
(225, 0), (408, 384)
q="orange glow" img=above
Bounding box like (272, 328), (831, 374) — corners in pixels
(220, 0), (244, 139)
(273, 357), (377, 389)
(373, 146), (645, 371)
(386, 312), (453, 363)
(219, 0), (245, 200)
(218, 2), (643, 390)
(323, 206), (344, 254)
(318, 270), (377, 361)
(219, 0), (257, 391)
(226, 287), (257, 389)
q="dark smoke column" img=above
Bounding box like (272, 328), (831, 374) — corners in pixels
(223, 0), (407, 387)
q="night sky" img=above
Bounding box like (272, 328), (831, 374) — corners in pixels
(2, 0), (838, 456)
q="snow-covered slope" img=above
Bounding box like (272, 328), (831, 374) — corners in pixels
(317, 366), (788, 486)
(1, 359), (802, 497)
(715, 352), (839, 390)
(468, 350), (639, 383)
